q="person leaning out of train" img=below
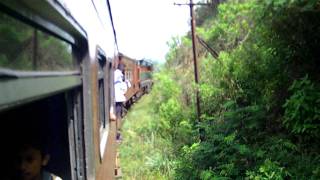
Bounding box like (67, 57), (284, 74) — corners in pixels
(114, 63), (127, 119)
(109, 106), (117, 122)
(12, 135), (62, 180)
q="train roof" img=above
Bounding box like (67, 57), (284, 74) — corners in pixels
(138, 59), (153, 67)
(119, 53), (136, 63)
(118, 53), (153, 67)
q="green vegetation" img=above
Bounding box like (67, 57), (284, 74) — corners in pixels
(121, 0), (320, 179)
(161, 0), (319, 179)
(119, 94), (175, 179)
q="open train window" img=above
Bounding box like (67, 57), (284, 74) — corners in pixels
(125, 70), (132, 81)
(98, 49), (107, 130)
(1, 94), (72, 180)
(0, 10), (75, 71)
(97, 49), (110, 159)
(99, 79), (106, 128)
(1, 90), (87, 180)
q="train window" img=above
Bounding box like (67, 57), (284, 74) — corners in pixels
(140, 72), (152, 81)
(107, 61), (112, 117)
(99, 79), (106, 128)
(1, 94), (72, 180)
(0, 11), (74, 71)
(97, 50), (110, 159)
(37, 30), (73, 70)
(125, 70), (132, 81)
(98, 50), (107, 130)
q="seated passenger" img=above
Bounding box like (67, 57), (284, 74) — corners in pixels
(12, 134), (62, 180)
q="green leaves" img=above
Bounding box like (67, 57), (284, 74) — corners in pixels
(159, 0), (320, 179)
(283, 75), (320, 137)
(246, 159), (289, 180)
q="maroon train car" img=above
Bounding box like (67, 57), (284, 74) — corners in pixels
(137, 59), (153, 94)
(117, 54), (153, 107)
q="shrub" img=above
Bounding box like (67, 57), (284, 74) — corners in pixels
(283, 75), (320, 137)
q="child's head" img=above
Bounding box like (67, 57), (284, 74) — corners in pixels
(13, 133), (50, 180)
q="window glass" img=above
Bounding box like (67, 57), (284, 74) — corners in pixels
(105, 62), (111, 122)
(140, 72), (152, 81)
(125, 70), (132, 81)
(0, 11), (74, 71)
(37, 30), (73, 71)
(99, 79), (105, 128)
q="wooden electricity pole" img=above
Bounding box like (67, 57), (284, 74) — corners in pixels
(174, 0), (210, 141)
(190, 0), (204, 141)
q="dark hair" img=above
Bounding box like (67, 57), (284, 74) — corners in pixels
(20, 131), (48, 155)
(117, 63), (125, 71)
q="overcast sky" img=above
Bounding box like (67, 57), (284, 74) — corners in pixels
(63, 0), (200, 62)
(109, 0), (198, 62)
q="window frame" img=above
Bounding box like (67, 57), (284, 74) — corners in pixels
(97, 48), (112, 159)
(66, 89), (86, 180)
(0, 1), (87, 111)
(0, 2), (89, 179)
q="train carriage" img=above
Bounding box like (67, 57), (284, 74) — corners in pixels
(117, 54), (139, 104)
(137, 59), (153, 94)
(0, 0), (118, 179)
(117, 54), (153, 110)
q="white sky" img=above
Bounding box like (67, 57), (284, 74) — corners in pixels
(62, 0), (200, 63)
(109, 0), (198, 62)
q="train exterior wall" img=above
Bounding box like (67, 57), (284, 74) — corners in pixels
(138, 60), (153, 94)
(0, 0), (119, 179)
(119, 55), (140, 103)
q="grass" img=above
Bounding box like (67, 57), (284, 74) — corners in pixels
(119, 93), (174, 180)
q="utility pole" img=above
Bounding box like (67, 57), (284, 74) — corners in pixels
(174, 0), (210, 141)
(190, 0), (203, 141)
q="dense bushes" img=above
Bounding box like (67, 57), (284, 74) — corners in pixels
(283, 75), (320, 137)
(152, 71), (196, 151)
(155, 0), (320, 179)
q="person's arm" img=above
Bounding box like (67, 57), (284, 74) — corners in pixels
(110, 106), (116, 121)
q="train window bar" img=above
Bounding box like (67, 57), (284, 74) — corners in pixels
(0, 74), (82, 111)
(0, 68), (80, 78)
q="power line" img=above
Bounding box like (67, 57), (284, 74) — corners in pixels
(197, 35), (219, 59)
